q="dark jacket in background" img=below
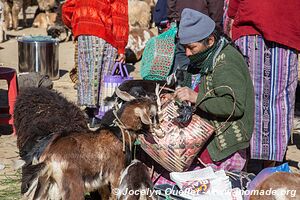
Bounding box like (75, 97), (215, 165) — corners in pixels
(153, 0), (168, 25)
(167, 0), (224, 31)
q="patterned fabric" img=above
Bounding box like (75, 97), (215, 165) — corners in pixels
(189, 37), (229, 76)
(62, 0), (129, 54)
(223, 0), (233, 37)
(77, 35), (117, 107)
(235, 35), (298, 161)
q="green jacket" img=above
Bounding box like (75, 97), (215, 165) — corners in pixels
(195, 44), (254, 161)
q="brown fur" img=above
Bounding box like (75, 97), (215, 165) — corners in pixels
(22, 98), (157, 200)
(0, 1), (5, 42)
(126, 28), (154, 63)
(2, 0), (59, 30)
(250, 172), (300, 200)
(128, 0), (151, 29)
(37, 0), (57, 11)
(3, 0), (23, 30)
(32, 12), (56, 28)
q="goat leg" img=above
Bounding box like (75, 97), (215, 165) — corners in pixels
(12, 0), (22, 30)
(22, 0), (27, 27)
(3, 1), (11, 30)
(109, 180), (120, 200)
(56, 169), (85, 200)
(98, 184), (111, 200)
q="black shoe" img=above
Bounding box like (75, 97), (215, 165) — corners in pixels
(84, 107), (96, 118)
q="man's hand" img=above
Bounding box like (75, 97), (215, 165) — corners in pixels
(160, 93), (174, 104)
(174, 87), (198, 104)
(116, 54), (126, 63)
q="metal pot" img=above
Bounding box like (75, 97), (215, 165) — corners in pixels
(18, 36), (59, 80)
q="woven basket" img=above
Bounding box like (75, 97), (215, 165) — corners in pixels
(140, 23), (177, 80)
(138, 100), (215, 172)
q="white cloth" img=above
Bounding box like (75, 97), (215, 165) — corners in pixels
(170, 167), (243, 200)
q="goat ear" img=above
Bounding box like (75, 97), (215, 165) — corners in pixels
(134, 107), (151, 125)
(115, 87), (136, 101)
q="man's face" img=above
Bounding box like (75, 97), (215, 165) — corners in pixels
(183, 35), (215, 57)
(184, 42), (209, 57)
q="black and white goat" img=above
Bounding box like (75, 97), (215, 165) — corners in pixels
(117, 159), (157, 200)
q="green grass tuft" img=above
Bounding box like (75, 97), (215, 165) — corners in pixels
(0, 170), (21, 200)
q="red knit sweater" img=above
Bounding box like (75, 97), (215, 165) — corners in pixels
(62, 0), (129, 54)
(228, 0), (300, 51)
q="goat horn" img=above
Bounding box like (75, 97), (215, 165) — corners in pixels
(115, 87), (136, 101)
(155, 84), (161, 108)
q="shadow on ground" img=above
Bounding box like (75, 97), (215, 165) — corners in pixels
(126, 64), (136, 74)
(0, 89), (13, 135)
(59, 69), (69, 77)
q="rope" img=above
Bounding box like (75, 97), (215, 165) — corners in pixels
(159, 86), (175, 92)
(197, 158), (208, 168)
(198, 85), (237, 134)
(112, 109), (132, 152)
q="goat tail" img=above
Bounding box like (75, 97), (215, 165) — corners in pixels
(22, 162), (52, 200)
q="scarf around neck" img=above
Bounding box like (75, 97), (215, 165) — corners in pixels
(188, 37), (228, 76)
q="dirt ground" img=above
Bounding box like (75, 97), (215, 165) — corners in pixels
(0, 10), (300, 199)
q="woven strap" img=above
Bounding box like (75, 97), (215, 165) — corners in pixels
(197, 85), (236, 134)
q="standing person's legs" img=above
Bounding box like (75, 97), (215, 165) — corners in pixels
(77, 35), (106, 126)
(236, 35), (298, 170)
(96, 41), (118, 119)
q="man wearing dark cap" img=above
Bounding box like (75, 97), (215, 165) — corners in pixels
(173, 8), (255, 169)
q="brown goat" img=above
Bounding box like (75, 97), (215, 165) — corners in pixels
(128, 0), (152, 29)
(32, 12), (56, 28)
(249, 172), (300, 200)
(22, 97), (158, 200)
(126, 28), (154, 64)
(3, 0), (24, 30)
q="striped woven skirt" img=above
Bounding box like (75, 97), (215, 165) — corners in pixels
(77, 35), (117, 107)
(235, 35), (298, 161)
